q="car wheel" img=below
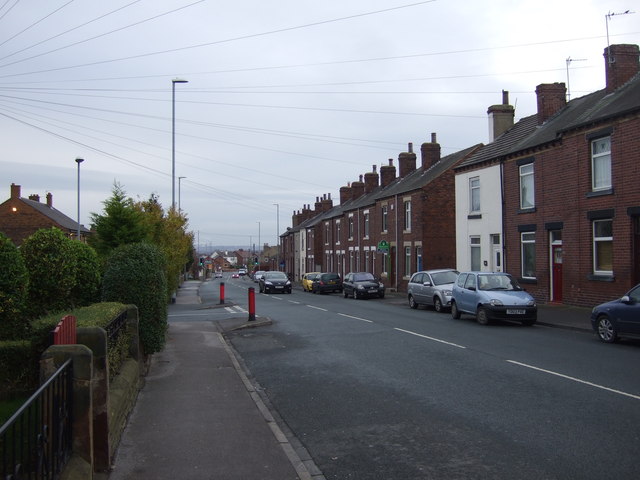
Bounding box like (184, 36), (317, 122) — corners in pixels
(343, 289), (349, 298)
(379, 292), (384, 299)
(433, 296), (443, 313)
(451, 301), (461, 319)
(408, 295), (418, 309)
(476, 307), (490, 325)
(596, 315), (618, 343)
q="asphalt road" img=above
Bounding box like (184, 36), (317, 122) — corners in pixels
(216, 277), (640, 480)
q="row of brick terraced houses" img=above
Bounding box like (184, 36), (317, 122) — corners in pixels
(280, 43), (640, 308)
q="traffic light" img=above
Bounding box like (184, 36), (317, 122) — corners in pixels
(199, 257), (204, 266)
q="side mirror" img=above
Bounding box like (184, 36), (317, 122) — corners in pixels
(422, 281), (432, 287)
(621, 295), (631, 304)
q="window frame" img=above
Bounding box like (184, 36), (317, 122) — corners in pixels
(381, 205), (388, 232)
(520, 232), (536, 279)
(404, 246), (411, 277)
(519, 163), (535, 209)
(593, 219), (613, 275)
(470, 236), (481, 271)
(469, 177), (480, 213)
(591, 136), (611, 192)
(404, 200), (412, 231)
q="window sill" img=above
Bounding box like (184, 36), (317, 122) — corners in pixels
(588, 274), (615, 282)
(468, 214), (482, 220)
(519, 277), (537, 284)
(586, 188), (613, 198)
(518, 207), (536, 214)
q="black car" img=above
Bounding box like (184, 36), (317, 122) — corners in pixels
(312, 273), (343, 294)
(258, 271), (292, 294)
(343, 272), (385, 299)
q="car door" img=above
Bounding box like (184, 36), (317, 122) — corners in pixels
(618, 285), (640, 334)
(410, 273), (425, 303)
(458, 273), (477, 313)
(423, 273), (436, 307)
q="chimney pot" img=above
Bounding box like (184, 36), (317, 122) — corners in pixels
(46, 192), (53, 207)
(408, 142), (413, 153)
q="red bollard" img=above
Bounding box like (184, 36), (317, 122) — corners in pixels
(219, 282), (225, 305)
(248, 287), (256, 322)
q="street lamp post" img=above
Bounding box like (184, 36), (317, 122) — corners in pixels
(75, 157), (84, 240)
(178, 176), (186, 211)
(273, 203), (279, 271)
(172, 78), (188, 210)
(257, 221), (261, 265)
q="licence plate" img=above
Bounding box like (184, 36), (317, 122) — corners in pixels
(368, 288), (377, 292)
(275, 286), (283, 289)
(506, 309), (526, 315)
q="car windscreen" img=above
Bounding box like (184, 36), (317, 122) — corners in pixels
(478, 274), (518, 291)
(354, 273), (375, 281)
(431, 271), (459, 285)
(265, 272), (287, 280)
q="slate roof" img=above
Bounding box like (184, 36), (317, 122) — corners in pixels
(20, 197), (91, 233)
(457, 72), (640, 168)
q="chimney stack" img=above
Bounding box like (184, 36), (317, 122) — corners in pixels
(380, 159), (396, 188)
(363, 165), (379, 194)
(340, 184), (352, 204)
(46, 192), (53, 207)
(29, 194), (40, 202)
(420, 132), (441, 169)
(351, 176), (365, 200)
(398, 143), (417, 178)
(10, 183), (21, 199)
(605, 44), (640, 93)
(487, 90), (515, 141)
(320, 193), (333, 211)
(535, 83), (567, 125)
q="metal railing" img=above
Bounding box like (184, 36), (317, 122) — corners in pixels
(0, 359), (73, 480)
(105, 310), (127, 349)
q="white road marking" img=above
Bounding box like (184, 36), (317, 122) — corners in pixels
(224, 306), (248, 314)
(307, 305), (328, 311)
(394, 328), (467, 349)
(337, 313), (373, 323)
(507, 360), (640, 401)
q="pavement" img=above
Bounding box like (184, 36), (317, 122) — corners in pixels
(107, 279), (594, 480)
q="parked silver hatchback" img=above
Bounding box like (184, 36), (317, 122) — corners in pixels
(407, 269), (459, 312)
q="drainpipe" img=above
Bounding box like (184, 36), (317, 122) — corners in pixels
(395, 194), (399, 291)
(500, 159), (506, 272)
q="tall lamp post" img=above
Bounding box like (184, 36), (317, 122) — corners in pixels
(178, 176), (186, 211)
(75, 157), (84, 240)
(172, 78), (188, 210)
(273, 203), (279, 271)
(257, 221), (261, 265)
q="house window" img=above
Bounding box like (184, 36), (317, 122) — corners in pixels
(324, 223), (329, 245)
(405, 246), (411, 277)
(591, 136), (611, 191)
(348, 217), (354, 239)
(404, 201), (411, 230)
(416, 246), (422, 271)
(363, 213), (370, 238)
(470, 236), (481, 271)
(336, 221), (341, 244)
(470, 177), (480, 212)
(381, 205), (388, 232)
(519, 163), (535, 209)
(521, 232), (536, 278)
(593, 219), (613, 274)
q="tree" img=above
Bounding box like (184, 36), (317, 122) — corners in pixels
(0, 233), (29, 340)
(136, 194), (194, 301)
(20, 228), (77, 317)
(102, 242), (167, 354)
(88, 182), (149, 261)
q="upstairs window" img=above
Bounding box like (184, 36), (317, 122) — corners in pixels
(363, 212), (370, 238)
(381, 205), (388, 232)
(519, 163), (535, 209)
(469, 177), (480, 213)
(591, 136), (611, 191)
(348, 217), (354, 239)
(404, 201), (412, 230)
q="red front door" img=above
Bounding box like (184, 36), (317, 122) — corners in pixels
(552, 245), (563, 302)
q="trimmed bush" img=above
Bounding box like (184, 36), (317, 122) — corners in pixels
(0, 233), (29, 340)
(21, 228), (77, 318)
(68, 240), (101, 307)
(102, 243), (167, 354)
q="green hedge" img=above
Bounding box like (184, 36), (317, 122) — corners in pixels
(0, 233), (29, 340)
(0, 340), (38, 400)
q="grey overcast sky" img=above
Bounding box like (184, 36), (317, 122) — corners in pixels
(1, 0), (638, 251)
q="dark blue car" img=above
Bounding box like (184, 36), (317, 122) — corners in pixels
(591, 284), (640, 343)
